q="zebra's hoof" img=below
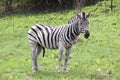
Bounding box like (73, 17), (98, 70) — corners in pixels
(64, 70), (68, 73)
(64, 69), (68, 73)
(57, 68), (62, 73)
(57, 69), (61, 73)
(32, 68), (38, 72)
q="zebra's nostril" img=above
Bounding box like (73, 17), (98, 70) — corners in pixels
(84, 30), (90, 39)
(84, 33), (90, 38)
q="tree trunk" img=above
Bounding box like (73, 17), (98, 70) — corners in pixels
(57, 0), (62, 6)
(111, 0), (113, 11)
(5, 0), (12, 12)
(73, 0), (86, 10)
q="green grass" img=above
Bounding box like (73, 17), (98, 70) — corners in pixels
(0, 0), (120, 80)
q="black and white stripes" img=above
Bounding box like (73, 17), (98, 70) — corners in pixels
(28, 12), (90, 72)
(28, 23), (80, 49)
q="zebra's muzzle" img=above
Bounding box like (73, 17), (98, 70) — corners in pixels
(84, 30), (90, 39)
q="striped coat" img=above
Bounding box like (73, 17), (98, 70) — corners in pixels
(28, 22), (80, 49)
(28, 12), (90, 72)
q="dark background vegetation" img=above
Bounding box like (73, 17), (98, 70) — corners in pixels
(0, 0), (113, 16)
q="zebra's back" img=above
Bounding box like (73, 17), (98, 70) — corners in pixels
(28, 24), (67, 49)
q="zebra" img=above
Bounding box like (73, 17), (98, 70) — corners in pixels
(27, 12), (90, 72)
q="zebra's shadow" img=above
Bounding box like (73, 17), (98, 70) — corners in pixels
(30, 70), (68, 79)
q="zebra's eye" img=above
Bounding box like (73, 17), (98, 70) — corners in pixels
(81, 27), (83, 29)
(80, 23), (82, 25)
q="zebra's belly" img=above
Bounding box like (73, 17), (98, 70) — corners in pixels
(38, 37), (59, 49)
(45, 43), (59, 49)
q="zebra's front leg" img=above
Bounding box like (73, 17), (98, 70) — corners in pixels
(57, 41), (64, 72)
(64, 46), (72, 72)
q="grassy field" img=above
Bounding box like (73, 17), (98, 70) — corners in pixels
(0, 0), (120, 80)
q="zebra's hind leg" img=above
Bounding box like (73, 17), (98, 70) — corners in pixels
(64, 46), (72, 72)
(31, 43), (42, 72)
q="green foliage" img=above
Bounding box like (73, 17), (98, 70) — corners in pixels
(0, 0), (120, 80)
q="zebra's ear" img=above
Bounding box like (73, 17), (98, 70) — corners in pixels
(86, 12), (90, 18)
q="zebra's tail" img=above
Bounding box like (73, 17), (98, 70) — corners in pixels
(42, 47), (45, 57)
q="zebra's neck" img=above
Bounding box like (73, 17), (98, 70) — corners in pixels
(68, 20), (80, 40)
(71, 20), (80, 35)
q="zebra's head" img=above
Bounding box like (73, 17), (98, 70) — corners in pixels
(77, 12), (90, 39)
